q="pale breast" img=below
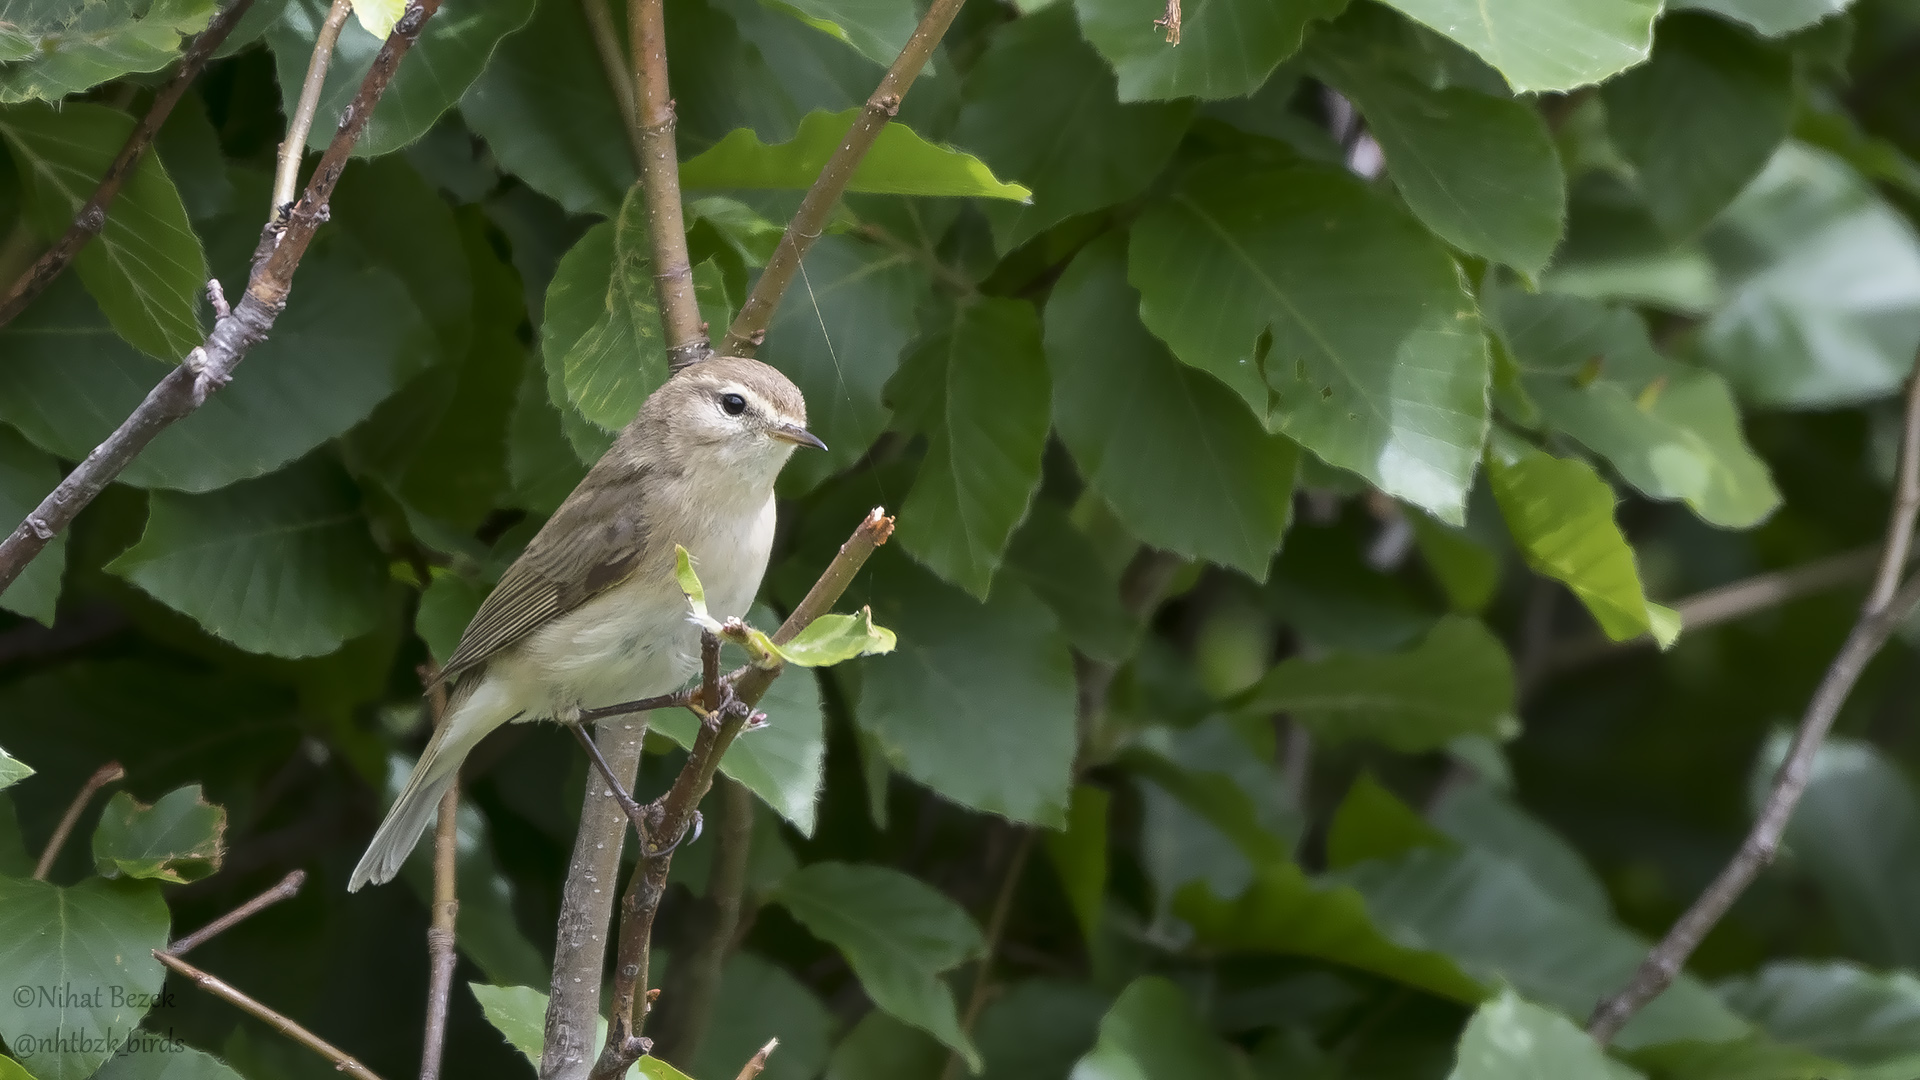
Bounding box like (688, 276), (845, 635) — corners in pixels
(509, 493), (779, 717)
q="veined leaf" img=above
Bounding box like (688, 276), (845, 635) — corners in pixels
(0, 746), (34, 793)
(1489, 448), (1670, 644)
(1377, 0), (1660, 93)
(759, 0), (919, 69)
(776, 608), (897, 666)
(0, 426), (65, 626)
(1448, 991), (1621, 1080)
(680, 109), (1028, 200)
(90, 785), (225, 884)
(0, 0), (217, 103)
(1075, 0), (1343, 102)
(0, 101), (207, 360)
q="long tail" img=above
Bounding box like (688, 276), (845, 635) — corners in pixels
(349, 675), (510, 891)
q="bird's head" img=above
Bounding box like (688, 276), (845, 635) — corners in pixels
(644, 356), (826, 490)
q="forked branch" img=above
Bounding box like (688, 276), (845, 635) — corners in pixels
(1589, 371), (1920, 1042)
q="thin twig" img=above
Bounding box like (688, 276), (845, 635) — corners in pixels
(0, 0), (257, 332)
(272, 0), (354, 211)
(1588, 381), (1920, 1043)
(168, 870), (307, 955)
(626, 0), (707, 370)
(157, 951), (387, 1080)
(1154, 0), (1181, 44)
(578, 0), (642, 170)
(0, 0), (444, 595)
(32, 761), (124, 880)
(420, 781), (460, 1080)
(1871, 372), (1920, 610)
(734, 1039), (778, 1080)
(719, 0), (967, 357)
(586, 510), (895, 1080)
(940, 829), (1035, 1080)
(648, 775), (754, 1063)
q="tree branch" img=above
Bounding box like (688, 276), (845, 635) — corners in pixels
(272, 0), (355, 211)
(32, 761), (123, 880)
(167, 870), (307, 955)
(734, 1040), (778, 1080)
(647, 775), (754, 1064)
(0, 0), (445, 597)
(1588, 374), (1920, 1043)
(541, 716), (649, 1080)
(578, 0), (642, 171)
(585, 509), (895, 1080)
(626, 0), (706, 369)
(420, 784), (460, 1080)
(0, 0), (256, 332)
(718, 0), (968, 358)
(157, 951), (387, 1080)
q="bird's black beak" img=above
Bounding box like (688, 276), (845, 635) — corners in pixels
(772, 423), (828, 452)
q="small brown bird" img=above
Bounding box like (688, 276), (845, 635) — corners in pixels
(350, 357), (824, 890)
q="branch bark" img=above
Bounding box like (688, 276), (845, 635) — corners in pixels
(0, 0), (256, 331)
(718, 0), (968, 357)
(420, 784), (460, 1080)
(32, 761), (123, 880)
(541, 716), (647, 1080)
(626, 0), (706, 370)
(647, 775), (754, 1064)
(1587, 372), (1920, 1044)
(0, 0), (445, 596)
(168, 870), (307, 955)
(271, 0), (355, 211)
(158, 951), (387, 1080)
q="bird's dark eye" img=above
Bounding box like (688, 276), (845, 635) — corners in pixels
(720, 392), (747, 416)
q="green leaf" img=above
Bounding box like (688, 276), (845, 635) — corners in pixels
(1241, 616), (1516, 753)
(416, 569), (485, 666)
(1431, 781), (1612, 920)
(1488, 448), (1664, 643)
(470, 983), (550, 1069)
(680, 109), (1027, 200)
(353, 0), (406, 37)
(777, 608), (897, 666)
(1175, 861), (1488, 1004)
(1695, 143), (1920, 409)
(762, 0), (918, 69)
(1622, 1036), (1847, 1080)
(0, 746), (32, 793)
(770, 861), (985, 1069)
(108, 456), (390, 659)
(951, 7), (1191, 253)
(1490, 288), (1781, 529)
(94, 1042), (248, 1080)
(688, 952), (833, 1080)
(0, 246), (433, 493)
(1130, 160), (1490, 524)
(1337, 845), (1749, 1049)
(1672, 0), (1850, 37)
(331, 156), (475, 364)
(636, 1059), (695, 1080)
(653, 605), (827, 833)
(1132, 716), (1304, 912)
(1448, 991), (1619, 1080)
(0, 101), (207, 361)
(1751, 734), (1920, 969)
(1603, 13), (1793, 240)
(1309, 24), (1565, 277)
(1046, 233), (1298, 580)
(1002, 499), (1140, 664)
(1327, 772), (1454, 870)
(1376, 0), (1660, 93)
(543, 187), (667, 435)
(460, 0), (634, 216)
(763, 232), (927, 494)
(0, 0), (216, 103)
(1721, 961), (1920, 1067)
(0, 426), (65, 626)
(90, 785), (224, 884)
(1045, 785), (1109, 948)
(1075, 0), (1342, 102)
(675, 544), (711, 622)
(889, 298), (1051, 597)
(825, 1011), (946, 1080)
(858, 551), (1077, 827)
(268, 0), (537, 158)
(1070, 977), (1251, 1080)
(0, 877), (170, 1080)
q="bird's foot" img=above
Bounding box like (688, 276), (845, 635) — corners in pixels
(645, 809), (703, 857)
(690, 680), (766, 730)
